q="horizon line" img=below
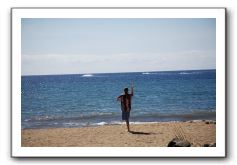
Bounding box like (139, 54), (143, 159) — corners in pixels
(21, 68), (216, 77)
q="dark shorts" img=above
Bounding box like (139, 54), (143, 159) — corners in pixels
(122, 111), (130, 121)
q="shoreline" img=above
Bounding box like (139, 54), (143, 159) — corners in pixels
(22, 120), (216, 147)
(22, 119), (216, 130)
(21, 110), (216, 129)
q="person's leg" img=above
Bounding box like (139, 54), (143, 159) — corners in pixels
(122, 111), (131, 132)
(126, 120), (130, 132)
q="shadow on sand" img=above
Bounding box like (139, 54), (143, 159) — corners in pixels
(129, 131), (153, 135)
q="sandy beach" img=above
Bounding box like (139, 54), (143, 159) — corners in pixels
(22, 120), (216, 147)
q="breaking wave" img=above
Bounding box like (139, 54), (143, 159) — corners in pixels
(81, 74), (94, 77)
(179, 72), (201, 75)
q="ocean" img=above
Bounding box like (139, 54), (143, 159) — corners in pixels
(21, 69), (216, 129)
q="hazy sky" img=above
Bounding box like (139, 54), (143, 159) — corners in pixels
(22, 18), (216, 75)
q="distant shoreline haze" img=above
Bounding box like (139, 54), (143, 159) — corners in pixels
(21, 69), (216, 77)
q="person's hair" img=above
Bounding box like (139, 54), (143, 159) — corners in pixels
(124, 88), (129, 93)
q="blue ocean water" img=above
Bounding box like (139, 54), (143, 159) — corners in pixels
(21, 70), (216, 129)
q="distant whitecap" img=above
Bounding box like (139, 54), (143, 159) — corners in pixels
(142, 72), (150, 75)
(179, 72), (189, 75)
(179, 72), (201, 75)
(81, 74), (93, 77)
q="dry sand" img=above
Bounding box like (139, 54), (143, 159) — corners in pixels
(22, 120), (216, 147)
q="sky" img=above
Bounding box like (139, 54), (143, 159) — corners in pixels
(21, 18), (216, 75)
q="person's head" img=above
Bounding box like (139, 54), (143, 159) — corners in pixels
(124, 88), (129, 94)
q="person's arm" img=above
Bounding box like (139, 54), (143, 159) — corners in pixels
(117, 95), (122, 101)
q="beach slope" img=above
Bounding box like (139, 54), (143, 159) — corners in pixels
(22, 120), (215, 147)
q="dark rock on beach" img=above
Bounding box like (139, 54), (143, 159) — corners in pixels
(203, 144), (210, 147)
(203, 143), (216, 147)
(205, 120), (216, 125)
(167, 138), (191, 147)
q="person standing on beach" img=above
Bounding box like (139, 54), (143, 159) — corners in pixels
(117, 84), (134, 132)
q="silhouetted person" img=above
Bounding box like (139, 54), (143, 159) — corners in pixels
(117, 84), (134, 132)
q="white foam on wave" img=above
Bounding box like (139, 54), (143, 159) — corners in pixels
(92, 121), (161, 126)
(142, 72), (157, 75)
(142, 72), (150, 75)
(179, 72), (201, 75)
(111, 121), (123, 125)
(92, 122), (108, 126)
(81, 74), (93, 77)
(91, 121), (122, 126)
(31, 115), (63, 121)
(179, 72), (189, 75)
(64, 121), (166, 127)
(129, 121), (160, 125)
(63, 122), (89, 127)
